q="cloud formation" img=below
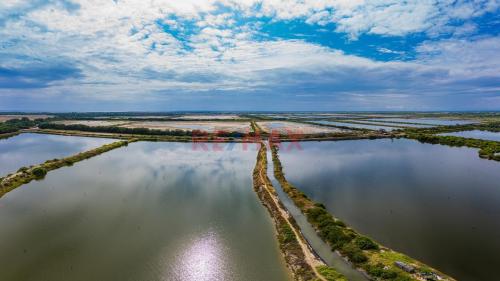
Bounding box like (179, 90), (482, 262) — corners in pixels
(0, 0), (499, 111)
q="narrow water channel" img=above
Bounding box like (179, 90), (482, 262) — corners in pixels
(265, 145), (368, 281)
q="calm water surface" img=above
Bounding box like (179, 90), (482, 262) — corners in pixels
(0, 133), (114, 176)
(278, 139), (500, 281)
(369, 118), (475, 126)
(0, 142), (291, 281)
(311, 120), (398, 131)
(439, 130), (500, 142)
(354, 120), (432, 128)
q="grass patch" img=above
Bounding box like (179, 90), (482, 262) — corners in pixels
(317, 265), (347, 281)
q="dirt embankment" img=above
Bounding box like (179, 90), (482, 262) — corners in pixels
(253, 143), (345, 281)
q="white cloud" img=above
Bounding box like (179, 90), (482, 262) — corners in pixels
(417, 36), (500, 77)
(377, 47), (405, 55)
(0, 0), (499, 109)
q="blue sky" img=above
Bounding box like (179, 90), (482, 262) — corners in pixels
(0, 0), (499, 111)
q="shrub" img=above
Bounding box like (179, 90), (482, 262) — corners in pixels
(341, 244), (368, 264)
(380, 269), (398, 279)
(32, 167), (47, 179)
(306, 207), (328, 222)
(334, 220), (346, 227)
(355, 236), (379, 250)
(279, 224), (296, 244)
(314, 202), (326, 209)
(366, 263), (384, 277)
(321, 225), (351, 249)
(17, 167), (28, 173)
(317, 265), (347, 281)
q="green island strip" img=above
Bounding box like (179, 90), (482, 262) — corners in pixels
(271, 145), (456, 281)
(405, 122), (500, 134)
(0, 139), (134, 198)
(253, 144), (346, 281)
(404, 122), (500, 161)
(321, 120), (408, 129)
(0, 131), (20, 140)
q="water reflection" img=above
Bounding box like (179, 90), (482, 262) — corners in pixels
(0, 142), (290, 281)
(170, 230), (229, 281)
(0, 133), (114, 176)
(369, 118), (475, 126)
(278, 139), (500, 281)
(439, 130), (500, 142)
(266, 149), (368, 281)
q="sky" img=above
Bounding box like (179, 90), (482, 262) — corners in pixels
(0, 0), (499, 112)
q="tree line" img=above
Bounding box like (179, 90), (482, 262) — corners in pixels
(38, 122), (246, 138)
(0, 118), (38, 134)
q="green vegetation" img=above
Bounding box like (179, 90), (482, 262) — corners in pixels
(355, 236), (379, 250)
(316, 265), (347, 281)
(271, 146), (455, 281)
(0, 140), (133, 198)
(0, 131), (20, 140)
(0, 118), (37, 134)
(252, 144), (319, 281)
(405, 122), (500, 134)
(250, 120), (263, 134)
(408, 134), (500, 160)
(31, 167), (47, 179)
(403, 122), (500, 161)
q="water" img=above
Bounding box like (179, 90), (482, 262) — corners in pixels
(277, 139), (500, 281)
(311, 120), (398, 131)
(368, 118), (476, 126)
(439, 130), (500, 142)
(354, 120), (432, 128)
(0, 142), (291, 281)
(265, 147), (368, 281)
(0, 133), (114, 176)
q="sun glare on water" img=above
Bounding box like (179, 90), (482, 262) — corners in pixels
(169, 230), (231, 281)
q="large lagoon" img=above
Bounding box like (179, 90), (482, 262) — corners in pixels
(0, 142), (291, 281)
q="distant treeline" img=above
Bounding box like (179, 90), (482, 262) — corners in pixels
(39, 122), (246, 138)
(404, 122), (500, 161)
(408, 134), (500, 161)
(53, 117), (250, 122)
(405, 122), (500, 134)
(0, 118), (38, 134)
